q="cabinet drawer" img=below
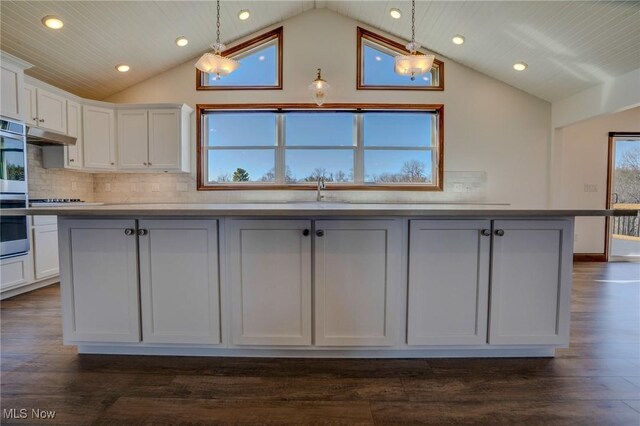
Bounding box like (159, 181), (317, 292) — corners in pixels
(33, 215), (57, 226)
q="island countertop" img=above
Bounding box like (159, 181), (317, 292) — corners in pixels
(3, 202), (637, 217)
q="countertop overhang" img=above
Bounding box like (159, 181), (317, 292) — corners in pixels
(3, 203), (637, 217)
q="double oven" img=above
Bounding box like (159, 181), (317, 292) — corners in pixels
(1, 118), (29, 258)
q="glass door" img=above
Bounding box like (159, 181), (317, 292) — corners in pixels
(608, 135), (640, 261)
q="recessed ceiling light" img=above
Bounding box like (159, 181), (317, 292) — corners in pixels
(452, 35), (465, 45)
(389, 8), (402, 19)
(42, 15), (64, 29)
(258, 55), (266, 61)
(513, 62), (528, 71)
(115, 64), (130, 73)
(375, 56), (382, 61)
(175, 36), (188, 47)
(238, 9), (250, 20)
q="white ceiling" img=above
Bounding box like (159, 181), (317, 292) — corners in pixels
(1, 1), (639, 102)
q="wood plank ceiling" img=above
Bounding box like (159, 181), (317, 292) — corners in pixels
(1, 1), (638, 102)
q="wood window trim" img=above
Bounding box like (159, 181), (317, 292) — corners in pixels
(196, 26), (283, 91)
(196, 103), (444, 191)
(357, 27), (444, 91)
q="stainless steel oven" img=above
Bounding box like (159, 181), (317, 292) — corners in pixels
(1, 118), (27, 194)
(1, 193), (29, 258)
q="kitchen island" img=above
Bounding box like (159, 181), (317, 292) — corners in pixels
(7, 203), (636, 358)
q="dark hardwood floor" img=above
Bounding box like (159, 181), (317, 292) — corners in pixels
(1, 262), (639, 425)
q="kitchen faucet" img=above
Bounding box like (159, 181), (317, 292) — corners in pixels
(316, 177), (326, 202)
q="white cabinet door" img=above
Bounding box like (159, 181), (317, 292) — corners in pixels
(489, 219), (573, 345)
(117, 110), (149, 169)
(1, 60), (25, 121)
(66, 100), (82, 168)
(314, 220), (401, 346)
(227, 220), (312, 346)
(33, 223), (59, 279)
(407, 220), (491, 345)
(36, 89), (67, 133)
(148, 109), (180, 170)
(83, 105), (116, 170)
(23, 84), (38, 127)
(59, 219), (140, 343)
(138, 220), (220, 344)
(0, 253), (34, 292)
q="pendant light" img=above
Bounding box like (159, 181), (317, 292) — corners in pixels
(195, 0), (239, 79)
(394, 0), (435, 80)
(309, 68), (330, 106)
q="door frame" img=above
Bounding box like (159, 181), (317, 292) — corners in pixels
(605, 132), (640, 262)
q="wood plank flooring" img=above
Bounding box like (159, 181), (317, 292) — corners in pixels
(1, 262), (639, 425)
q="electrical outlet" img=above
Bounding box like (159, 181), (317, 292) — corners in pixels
(574, 233), (578, 243)
(176, 183), (188, 192)
(151, 183), (160, 192)
(131, 183), (139, 192)
(452, 183), (465, 192)
(584, 184), (598, 193)
(71, 181), (78, 191)
(105, 183), (111, 192)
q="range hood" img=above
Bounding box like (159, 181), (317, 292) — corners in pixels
(26, 126), (76, 146)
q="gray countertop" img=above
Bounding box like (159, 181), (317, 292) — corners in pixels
(3, 202), (637, 217)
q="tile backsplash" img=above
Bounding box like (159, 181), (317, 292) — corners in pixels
(28, 146), (488, 204)
(27, 146), (95, 201)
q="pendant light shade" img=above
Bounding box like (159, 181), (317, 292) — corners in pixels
(394, 0), (434, 80)
(309, 68), (330, 106)
(195, 0), (239, 79)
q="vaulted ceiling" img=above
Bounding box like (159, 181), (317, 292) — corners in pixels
(1, 1), (639, 102)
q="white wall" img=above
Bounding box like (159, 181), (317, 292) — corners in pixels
(552, 107), (640, 254)
(105, 9), (552, 207)
(552, 68), (640, 129)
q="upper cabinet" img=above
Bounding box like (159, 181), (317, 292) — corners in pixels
(117, 106), (191, 172)
(0, 52), (31, 121)
(65, 100), (83, 168)
(24, 84), (67, 133)
(83, 105), (116, 170)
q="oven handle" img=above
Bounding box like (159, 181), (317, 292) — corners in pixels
(0, 193), (27, 201)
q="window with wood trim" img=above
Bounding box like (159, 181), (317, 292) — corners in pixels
(357, 27), (444, 91)
(196, 27), (283, 90)
(197, 104), (444, 191)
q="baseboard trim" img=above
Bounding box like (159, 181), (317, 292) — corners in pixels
(0, 276), (59, 300)
(574, 253), (607, 262)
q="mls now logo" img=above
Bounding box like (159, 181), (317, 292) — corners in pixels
(3, 408), (56, 419)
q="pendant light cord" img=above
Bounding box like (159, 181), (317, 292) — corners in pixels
(411, 0), (416, 44)
(216, 0), (221, 47)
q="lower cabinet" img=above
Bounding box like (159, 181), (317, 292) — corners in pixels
(489, 220), (573, 345)
(314, 220), (401, 346)
(226, 219), (401, 347)
(59, 218), (220, 345)
(408, 220), (491, 345)
(59, 219), (140, 343)
(33, 216), (59, 279)
(138, 219), (220, 344)
(407, 219), (573, 346)
(226, 220), (312, 346)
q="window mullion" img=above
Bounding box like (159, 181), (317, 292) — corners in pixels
(354, 113), (364, 184)
(275, 112), (285, 184)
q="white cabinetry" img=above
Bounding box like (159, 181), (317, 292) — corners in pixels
(83, 105), (116, 170)
(32, 215), (59, 279)
(59, 219), (140, 343)
(117, 109), (148, 169)
(65, 100), (83, 168)
(314, 220), (401, 346)
(24, 84), (67, 133)
(0, 254), (34, 292)
(117, 106), (191, 172)
(227, 220), (312, 346)
(138, 220), (220, 344)
(0, 52), (31, 121)
(407, 220), (491, 345)
(489, 220), (573, 345)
